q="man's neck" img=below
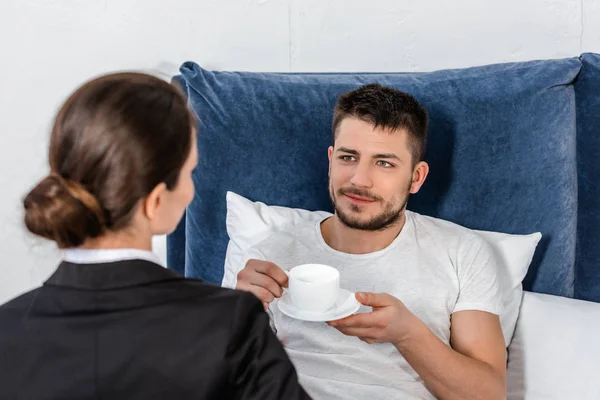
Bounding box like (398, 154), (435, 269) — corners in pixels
(320, 212), (407, 254)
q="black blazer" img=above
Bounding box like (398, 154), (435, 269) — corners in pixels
(0, 259), (310, 399)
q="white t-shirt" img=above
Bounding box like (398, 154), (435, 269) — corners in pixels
(230, 210), (504, 400)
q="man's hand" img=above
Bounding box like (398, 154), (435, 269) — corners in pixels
(236, 259), (288, 309)
(327, 292), (419, 345)
(331, 292), (507, 400)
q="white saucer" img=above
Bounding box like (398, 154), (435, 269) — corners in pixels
(277, 289), (361, 322)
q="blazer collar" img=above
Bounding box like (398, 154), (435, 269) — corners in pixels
(45, 259), (185, 290)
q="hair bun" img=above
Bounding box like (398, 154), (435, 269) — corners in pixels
(23, 174), (106, 248)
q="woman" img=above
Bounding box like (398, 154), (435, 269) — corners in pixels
(0, 73), (309, 399)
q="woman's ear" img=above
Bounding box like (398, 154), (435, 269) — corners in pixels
(143, 182), (167, 221)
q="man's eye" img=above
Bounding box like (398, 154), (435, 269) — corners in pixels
(340, 155), (356, 162)
(377, 160), (393, 168)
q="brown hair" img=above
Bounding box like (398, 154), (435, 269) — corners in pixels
(332, 83), (428, 166)
(23, 72), (195, 248)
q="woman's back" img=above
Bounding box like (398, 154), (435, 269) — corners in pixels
(0, 72), (309, 399)
(0, 257), (305, 399)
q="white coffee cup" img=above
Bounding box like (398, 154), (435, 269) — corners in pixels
(287, 264), (340, 312)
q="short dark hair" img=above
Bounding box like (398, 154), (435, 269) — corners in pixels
(23, 73), (195, 248)
(332, 83), (428, 166)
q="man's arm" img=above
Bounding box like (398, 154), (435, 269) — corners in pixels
(397, 233), (507, 399)
(329, 293), (506, 400)
(396, 309), (506, 400)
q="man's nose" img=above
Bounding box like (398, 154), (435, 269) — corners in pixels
(349, 162), (373, 188)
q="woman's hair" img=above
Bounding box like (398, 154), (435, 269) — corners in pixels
(23, 72), (195, 248)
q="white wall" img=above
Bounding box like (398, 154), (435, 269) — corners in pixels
(0, 0), (597, 304)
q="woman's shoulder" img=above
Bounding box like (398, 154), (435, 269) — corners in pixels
(158, 280), (268, 347)
(0, 289), (39, 315)
(162, 278), (264, 320)
(0, 289), (40, 337)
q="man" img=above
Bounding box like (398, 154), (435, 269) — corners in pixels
(229, 84), (507, 400)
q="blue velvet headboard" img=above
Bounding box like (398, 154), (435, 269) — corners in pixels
(167, 54), (600, 303)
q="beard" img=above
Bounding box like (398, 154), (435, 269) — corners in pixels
(329, 182), (411, 232)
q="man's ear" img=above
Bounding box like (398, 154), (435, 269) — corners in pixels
(328, 146), (334, 177)
(410, 161), (429, 194)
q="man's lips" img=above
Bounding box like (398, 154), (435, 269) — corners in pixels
(344, 193), (376, 204)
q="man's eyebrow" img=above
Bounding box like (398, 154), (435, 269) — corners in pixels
(336, 147), (359, 155)
(372, 153), (400, 160)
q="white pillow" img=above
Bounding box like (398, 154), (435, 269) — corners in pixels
(507, 291), (600, 399)
(223, 191), (541, 346)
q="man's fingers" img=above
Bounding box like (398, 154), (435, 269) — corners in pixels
(243, 285), (275, 304)
(356, 292), (393, 307)
(234, 279), (252, 292)
(246, 271), (284, 298)
(237, 259), (287, 297)
(328, 312), (379, 329)
(252, 260), (289, 288)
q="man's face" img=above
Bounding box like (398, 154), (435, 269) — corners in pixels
(328, 117), (423, 231)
